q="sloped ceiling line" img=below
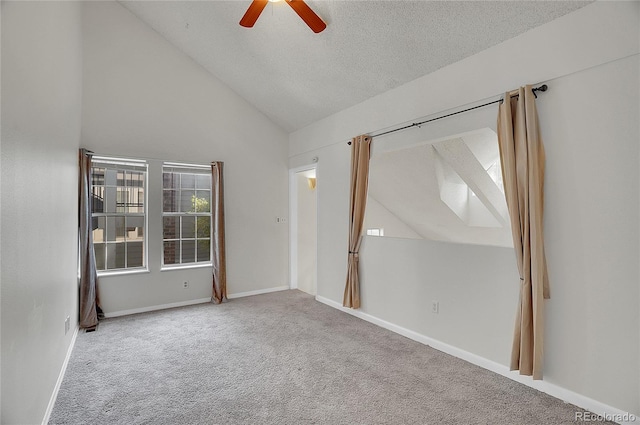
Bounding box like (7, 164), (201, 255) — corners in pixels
(432, 138), (509, 227)
(366, 193), (442, 241)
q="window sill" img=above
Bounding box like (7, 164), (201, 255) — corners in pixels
(97, 268), (150, 278)
(161, 263), (212, 272)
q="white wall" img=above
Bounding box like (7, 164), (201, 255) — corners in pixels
(296, 173), (317, 295)
(290, 1), (639, 417)
(364, 196), (422, 240)
(81, 1), (289, 314)
(1, 2), (83, 423)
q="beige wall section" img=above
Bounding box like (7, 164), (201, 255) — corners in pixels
(81, 1), (289, 314)
(539, 54), (639, 413)
(296, 173), (317, 295)
(1, 2), (83, 423)
(289, 1), (640, 417)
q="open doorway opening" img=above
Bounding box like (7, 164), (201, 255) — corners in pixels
(290, 165), (317, 296)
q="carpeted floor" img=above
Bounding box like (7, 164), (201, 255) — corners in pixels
(50, 290), (603, 424)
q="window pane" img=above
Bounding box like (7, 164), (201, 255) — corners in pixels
(196, 216), (210, 238)
(194, 191), (210, 212)
(129, 187), (144, 213)
(163, 172), (179, 189)
(105, 187), (117, 213)
(116, 170), (125, 186)
(105, 169), (117, 186)
(164, 241), (179, 265)
(92, 186), (105, 213)
(196, 174), (211, 190)
(94, 243), (105, 271)
(182, 240), (195, 264)
(163, 190), (178, 212)
(181, 173), (195, 189)
(92, 167), (105, 186)
(126, 216), (144, 242)
(197, 239), (210, 262)
(107, 243), (125, 269)
(106, 217), (115, 241)
(127, 171), (144, 188)
(106, 216), (125, 242)
(182, 216), (195, 239)
(127, 242), (143, 268)
(116, 187), (128, 212)
(180, 190), (195, 212)
(93, 217), (106, 243)
(163, 216), (179, 240)
(115, 216), (125, 242)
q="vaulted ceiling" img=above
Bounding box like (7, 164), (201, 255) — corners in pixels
(120, 1), (590, 132)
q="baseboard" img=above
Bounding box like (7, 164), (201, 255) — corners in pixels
(103, 298), (211, 318)
(42, 325), (79, 425)
(315, 296), (638, 425)
(103, 286), (291, 317)
(227, 285), (290, 299)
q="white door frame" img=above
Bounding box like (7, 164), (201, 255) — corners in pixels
(289, 163), (318, 293)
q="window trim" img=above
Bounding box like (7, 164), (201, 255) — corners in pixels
(91, 157), (149, 275)
(161, 164), (213, 269)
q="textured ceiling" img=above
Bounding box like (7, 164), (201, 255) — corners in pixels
(120, 1), (590, 132)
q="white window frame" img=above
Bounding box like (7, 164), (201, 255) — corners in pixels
(91, 156), (149, 275)
(366, 228), (384, 237)
(161, 163), (213, 270)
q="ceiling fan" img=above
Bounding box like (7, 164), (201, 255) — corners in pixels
(239, 0), (327, 33)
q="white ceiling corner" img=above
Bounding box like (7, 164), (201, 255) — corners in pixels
(119, 0), (591, 132)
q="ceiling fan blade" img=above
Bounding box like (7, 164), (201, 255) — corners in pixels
(239, 0), (269, 28)
(286, 0), (326, 33)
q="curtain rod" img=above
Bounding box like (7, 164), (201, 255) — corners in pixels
(347, 84), (548, 144)
(81, 151), (214, 167)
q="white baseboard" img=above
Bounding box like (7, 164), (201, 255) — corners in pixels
(315, 296), (638, 425)
(103, 297), (211, 318)
(227, 285), (290, 299)
(103, 286), (291, 318)
(42, 325), (79, 425)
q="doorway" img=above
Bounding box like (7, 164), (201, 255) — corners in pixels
(290, 165), (317, 296)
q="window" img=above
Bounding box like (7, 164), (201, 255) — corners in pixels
(367, 228), (384, 237)
(91, 158), (148, 272)
(162, 165), (212, 267)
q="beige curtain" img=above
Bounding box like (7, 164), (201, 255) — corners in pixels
(211, 161), (227, 304)
(79, 149), (99, 329)
(497, 85), (550, 380)
(343, 135), (372, 309)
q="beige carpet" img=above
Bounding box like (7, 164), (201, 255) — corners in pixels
(49, 290), (604, 424)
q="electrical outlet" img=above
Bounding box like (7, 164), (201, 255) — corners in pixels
(183, 281), (189, 289)
(64, 316), (70, 335)
(276, 216), (287, 223)
(432, 301), (439, 314)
